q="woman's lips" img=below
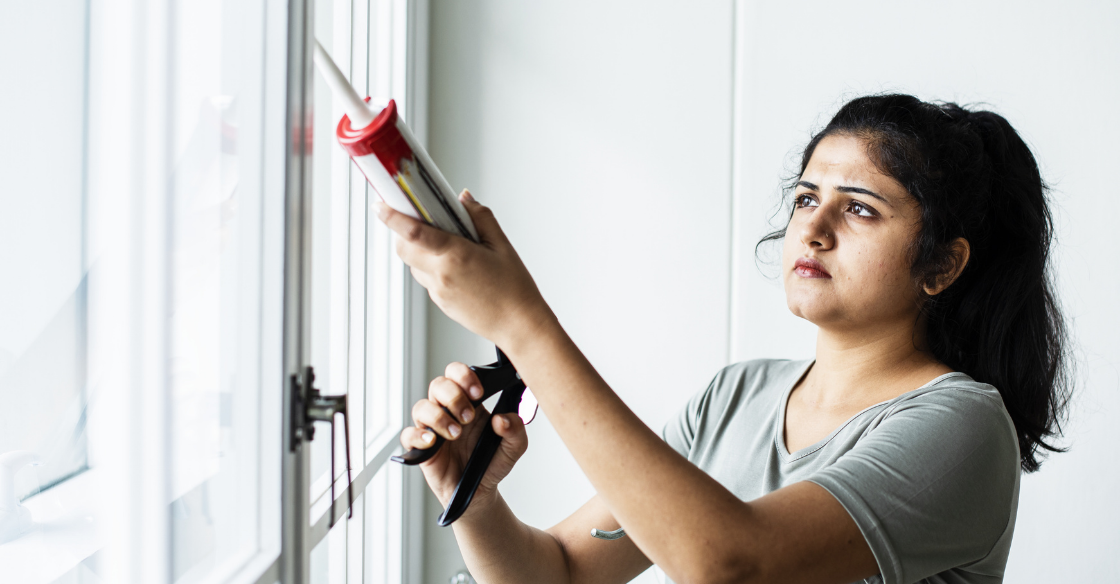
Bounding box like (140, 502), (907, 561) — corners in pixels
(793, 257), (832, 278)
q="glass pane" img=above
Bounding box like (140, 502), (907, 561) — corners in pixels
(365, 0), (405, 453)
(310, 463), (401, 584)
(167, 0), (267, 580)
(0, 0), (89, 503)
(367, 216), (393, 445)
(310, 492), (361, 584)
(310, 529), (328, 584)
(309, 0), (360, 513)
(366, 463), (402, 584)
(309, 513), (347, 584)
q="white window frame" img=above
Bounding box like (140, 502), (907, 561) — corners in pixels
(280, 1), (428, 583)
(1, 0), (427, 582)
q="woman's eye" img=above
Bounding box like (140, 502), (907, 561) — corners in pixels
(795, 194), (818, 208)
(849, 201), (875, 217)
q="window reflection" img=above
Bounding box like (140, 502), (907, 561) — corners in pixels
(0, 0), (90, 506)
(168, 0), (265, 580)
(309, 0), (358, 511)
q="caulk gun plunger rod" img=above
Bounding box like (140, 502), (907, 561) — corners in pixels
(313, 39), (376, 130)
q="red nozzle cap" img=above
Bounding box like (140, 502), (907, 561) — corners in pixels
(336, 99), (414, 176)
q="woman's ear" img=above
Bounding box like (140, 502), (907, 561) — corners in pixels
(923, 237), (971, 296)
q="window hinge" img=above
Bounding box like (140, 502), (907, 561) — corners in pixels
(290, 365), (354, 524)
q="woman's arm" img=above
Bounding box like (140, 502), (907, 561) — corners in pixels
(447, 489), (571, 584)
(451, 491), (652, 584)
(504, 319), (877, 584)
(380, 195), (879, 584)
(404, 364), (651, 584)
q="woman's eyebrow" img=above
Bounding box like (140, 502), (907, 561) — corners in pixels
(796, 180), (818, 191)
(798, 180), (891, 206)
(835, 185), (890, 205)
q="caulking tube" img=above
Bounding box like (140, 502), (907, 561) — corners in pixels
(313, 41), (479, 243)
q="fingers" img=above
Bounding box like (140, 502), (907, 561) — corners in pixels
(373, 193), (502, 252)
(408, 373), (480, 444)
(445, 361), (484, 401)
(492, 413), (529, 462)
(400, 425), (438, 451)
(458, 190), (509, 247)
(373, 201), (453, 258)
(429, 376), (477, 425)
(411, 398), (463, 441)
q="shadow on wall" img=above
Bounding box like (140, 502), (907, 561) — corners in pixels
(428, 1), (485, 193)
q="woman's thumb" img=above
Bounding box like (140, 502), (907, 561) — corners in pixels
(492, 412), (528, 463)
(459, 190), (507, 245)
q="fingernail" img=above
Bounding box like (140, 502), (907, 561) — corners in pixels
(373, 200), (388, 220)
(461, 408), (474, 423)
(460, 190), (476, 203)
(469, 385), (483, 400)
(448, 423), (461, 438)
(421, 431), (435, 443)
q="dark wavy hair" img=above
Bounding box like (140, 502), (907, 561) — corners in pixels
(759, 94), (1071, 472)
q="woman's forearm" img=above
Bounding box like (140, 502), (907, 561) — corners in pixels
(452, 491), (573, 584)
(375, 197), (757, 581)
(501, 314), (757, 583)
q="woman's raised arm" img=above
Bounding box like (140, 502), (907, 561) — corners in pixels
(380, 194), (878, 584)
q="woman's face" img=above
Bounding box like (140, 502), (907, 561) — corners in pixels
(782, 133), (924, 331)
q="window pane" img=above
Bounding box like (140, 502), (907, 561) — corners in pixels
(309, 512), (348, 584)
(0, 0), (89, 502)
(366, 462), (402, 584)
(309, 0), (360, 514)
(365, 0), (401, 441)
(364, 0), (405, 457)
(168, 0), (267, 580)
(367, 217), (394, 446)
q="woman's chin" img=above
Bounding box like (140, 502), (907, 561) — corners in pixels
(785, 298), (837, 325)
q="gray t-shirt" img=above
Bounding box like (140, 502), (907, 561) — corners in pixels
(659, 359), (1020, 584)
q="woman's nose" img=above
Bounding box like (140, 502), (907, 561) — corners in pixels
(799, 212), (835, 249)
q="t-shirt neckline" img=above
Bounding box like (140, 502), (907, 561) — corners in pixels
(774, 360), (968, 462)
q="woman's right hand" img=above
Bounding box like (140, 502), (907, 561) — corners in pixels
(400, 361), (529, 515)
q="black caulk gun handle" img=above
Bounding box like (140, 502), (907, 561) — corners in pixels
(390, 347), (520, 465)
(389, 347), (526, 526)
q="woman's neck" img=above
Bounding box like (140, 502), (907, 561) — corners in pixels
(804, 319), (951, 409)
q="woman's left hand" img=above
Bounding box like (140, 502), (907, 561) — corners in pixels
(375, 190), (553, 349)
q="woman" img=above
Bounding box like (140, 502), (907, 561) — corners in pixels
(377, 94), (1071, 584)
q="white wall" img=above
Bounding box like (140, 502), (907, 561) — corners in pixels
(423, 1), (733, 582)
(729, 2), (1120, 582)
(423, 1), (1120, 582)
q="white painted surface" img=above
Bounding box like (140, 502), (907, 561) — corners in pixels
(729, 1), (1120, 583)
(0, 0), (89, 497)
(422, 1), (1120, 583)
(424, 1), (733, 582)
(0, 471), (101, 583)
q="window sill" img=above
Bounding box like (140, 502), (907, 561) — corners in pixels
(0, 469), (101, 582)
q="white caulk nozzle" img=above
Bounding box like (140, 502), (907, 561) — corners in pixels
(0, 450), (40, 544)
(313, 40), (376, 130)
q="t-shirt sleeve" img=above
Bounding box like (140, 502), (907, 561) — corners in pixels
(661, 372), (722, 458)
(808, 387), (1020, 584)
